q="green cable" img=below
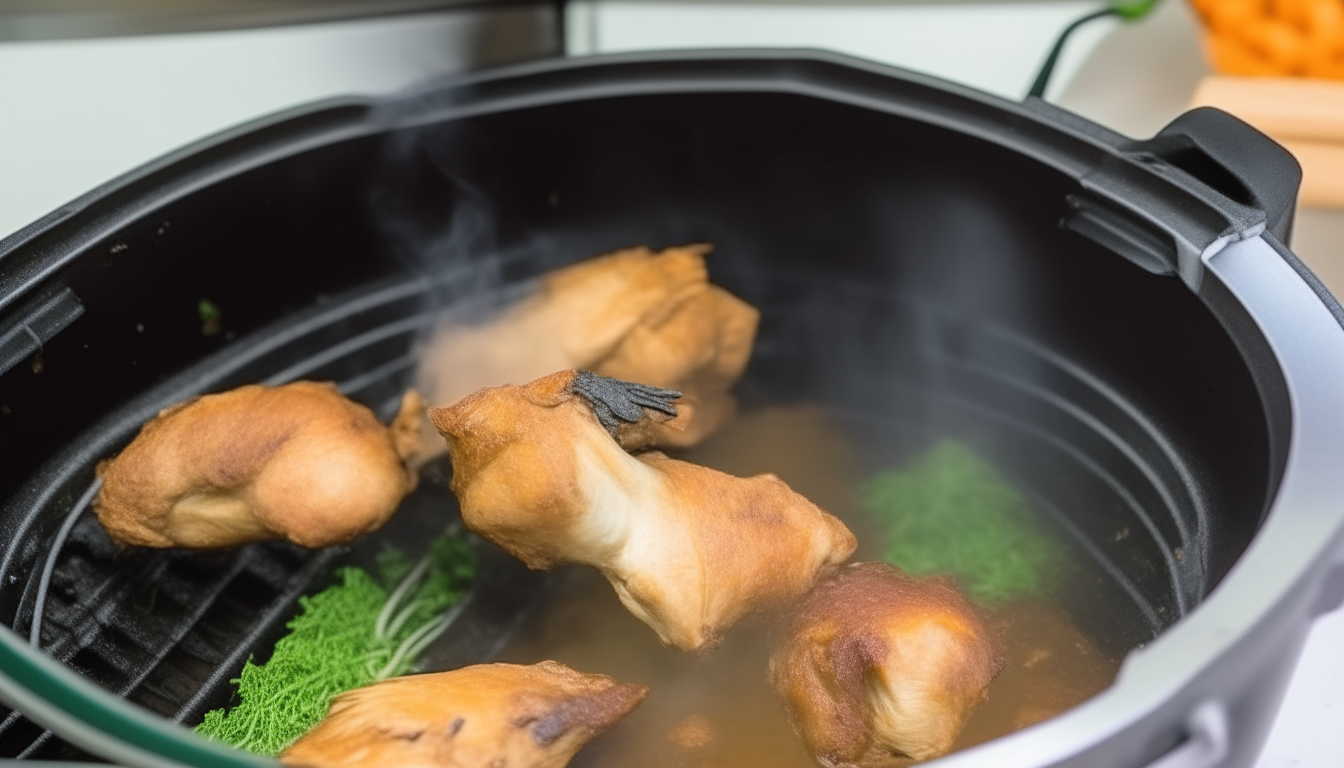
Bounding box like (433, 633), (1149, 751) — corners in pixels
(1027, 0), (1161, 99)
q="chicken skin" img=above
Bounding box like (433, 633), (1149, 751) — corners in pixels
(416, 243), (758, 452)
(428, 370), (857, 652)
(769, 563), (1003, 766)
(282, 662), (648, 768)
(94, 382), (422, 549)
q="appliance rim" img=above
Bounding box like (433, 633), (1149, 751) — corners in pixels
(0, 49), (1340, 768)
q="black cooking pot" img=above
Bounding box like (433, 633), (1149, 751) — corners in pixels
(2, 50), (1344, 768)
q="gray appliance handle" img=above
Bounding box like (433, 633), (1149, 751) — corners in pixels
(1139, 702), (1229, 768)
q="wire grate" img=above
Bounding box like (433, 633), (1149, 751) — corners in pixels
(0, 275), (439, 759)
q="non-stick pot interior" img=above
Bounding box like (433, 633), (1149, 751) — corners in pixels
(0, 90), (1275, 760)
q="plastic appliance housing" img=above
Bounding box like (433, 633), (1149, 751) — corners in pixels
(0, 51), (1342, 768)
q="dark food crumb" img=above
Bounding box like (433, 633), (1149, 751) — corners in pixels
(0, 404), (9, 416)
(30, 351), (44, 374)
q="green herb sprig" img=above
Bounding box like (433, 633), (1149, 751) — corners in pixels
(862, 441), (1063, 604)
(195, 529), (476, 755)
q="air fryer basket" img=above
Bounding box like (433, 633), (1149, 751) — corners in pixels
(0, 269), (551, 760)
(2, 51), (1343, 768)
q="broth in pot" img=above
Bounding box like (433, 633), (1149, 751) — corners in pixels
(494, 406), (1122, 767)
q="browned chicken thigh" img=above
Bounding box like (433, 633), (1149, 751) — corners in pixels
(415, 243), (758, 454)
(94, 382), (422, 549)
(770, 563), (1004, 766)
(282, 662), (648, 768)
(428, 370), (857, 652)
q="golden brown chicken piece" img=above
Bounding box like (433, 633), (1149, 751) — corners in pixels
(94, 382), (422, 549)
(415, 243), (758, 454)
(428, 370), (857, 652)
(769, 563), (1004, 766)
(282, 662), (648, 768)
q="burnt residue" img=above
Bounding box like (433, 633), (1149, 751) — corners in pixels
(571, 371), (681, 438)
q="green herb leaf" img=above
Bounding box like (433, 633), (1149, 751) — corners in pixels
(862, 441), (1063, 604)
(198, 299), (222, 324)
(198, 299), (224, 337)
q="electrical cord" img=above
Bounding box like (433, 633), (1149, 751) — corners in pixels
(1027, 0), (1160, 99)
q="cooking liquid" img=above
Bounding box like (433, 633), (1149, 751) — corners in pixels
(493, 406), (1121, 766)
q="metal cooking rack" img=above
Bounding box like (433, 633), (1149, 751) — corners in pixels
(0, 268), (1213, 759)
(0, 274), (440, 760)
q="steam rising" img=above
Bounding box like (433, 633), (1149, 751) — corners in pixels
(370, 123), (510, 312)
(366, 118), (546, 431)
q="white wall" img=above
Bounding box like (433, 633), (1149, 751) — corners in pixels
(566, 0), (1116, 101)
(0, 10), (527, 240)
